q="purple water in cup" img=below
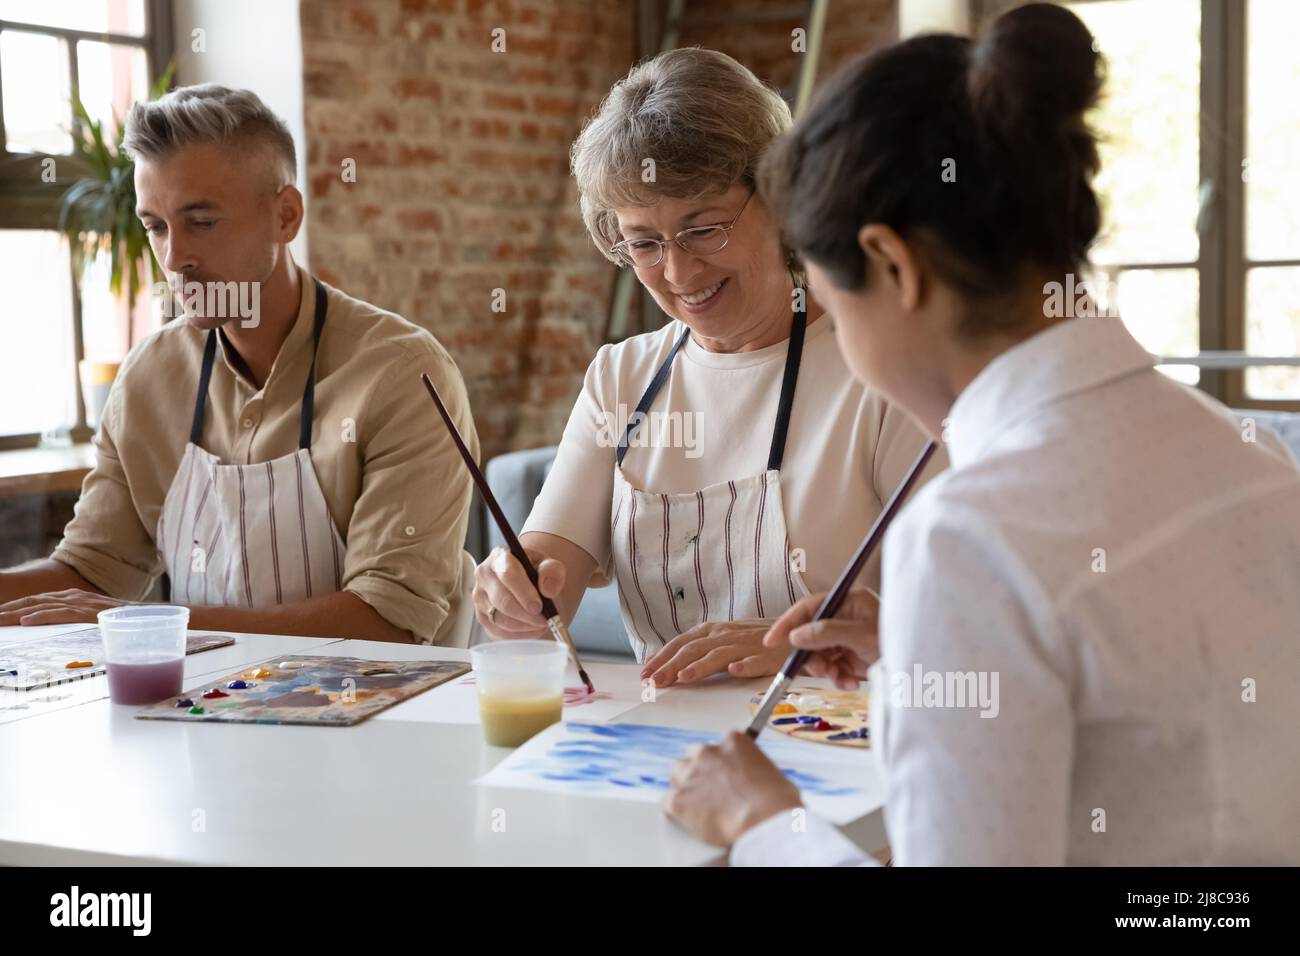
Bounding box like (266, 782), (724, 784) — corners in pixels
(98, 605), (189, 705)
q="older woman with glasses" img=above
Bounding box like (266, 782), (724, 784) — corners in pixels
(472, 48), (944, 683)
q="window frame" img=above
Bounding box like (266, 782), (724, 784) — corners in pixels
(0, 0), (173, 450)
(972, 0), (1298, 410)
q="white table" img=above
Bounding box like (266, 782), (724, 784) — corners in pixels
(0, 626), (887, 865)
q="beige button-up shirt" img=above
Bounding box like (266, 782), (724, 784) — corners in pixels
(53, 267), (479, 645)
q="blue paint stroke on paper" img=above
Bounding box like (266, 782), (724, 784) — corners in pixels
(510, 722), (858, 797)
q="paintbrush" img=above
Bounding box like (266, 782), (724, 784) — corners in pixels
(746, 439), (937, 739)
(420, 373), (595, 694)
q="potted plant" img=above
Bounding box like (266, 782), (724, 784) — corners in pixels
(57, 64), (173, 429)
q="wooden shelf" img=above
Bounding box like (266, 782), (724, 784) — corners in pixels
(0, 444), (96, 499)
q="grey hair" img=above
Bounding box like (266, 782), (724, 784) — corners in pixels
(123, 84), (296, 186)
(571, 48), (793, 264)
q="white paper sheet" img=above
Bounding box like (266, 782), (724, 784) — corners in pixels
(476, 720), (883, 826)
(373, 660), (670, 725)
(0, 623), (97, 646)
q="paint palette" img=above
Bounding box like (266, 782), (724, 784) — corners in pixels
(0, 629), (234, 691)
(134, 656), (470, 726)
(747, 685), (870, 748)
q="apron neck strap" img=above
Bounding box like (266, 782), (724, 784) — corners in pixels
(616, 325), (691, 468)
(616, 308), (808, 472)
(189, 278), (330, 451)
(189, 330), (219, 446)
(298, 279), (329, 450)
(766, 305), (807, 472)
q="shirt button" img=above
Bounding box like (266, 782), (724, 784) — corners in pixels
(242, 418), (254, 429)
(404, 526), (416, 536)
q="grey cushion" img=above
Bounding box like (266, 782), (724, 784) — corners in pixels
(484, 448), (634, 662)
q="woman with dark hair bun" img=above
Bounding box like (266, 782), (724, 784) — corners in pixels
(664, 3), (1300, 866)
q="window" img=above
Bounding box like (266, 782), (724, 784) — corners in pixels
(0, 0), (171, 446)
(1242, 0), (1300, 400)
(975, 0), (1300, 409)
(0, 229), (77, 436)
(1067, 0), (1202, 386)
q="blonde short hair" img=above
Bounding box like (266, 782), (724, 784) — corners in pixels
(123, 84), (296, 188)
(571, 48), (793, 264)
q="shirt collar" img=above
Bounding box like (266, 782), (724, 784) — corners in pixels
(216, 265), (317, 390)
(945, 317), (1156, 468)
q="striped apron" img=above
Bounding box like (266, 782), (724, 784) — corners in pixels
(156, 279), (346, 606)
(609, 310), (810, 663)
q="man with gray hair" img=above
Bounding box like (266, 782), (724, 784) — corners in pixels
(0, 85), (478, 645)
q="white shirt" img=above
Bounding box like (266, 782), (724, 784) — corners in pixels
(734, 317), (1300, 866)
(524, 315), (943, 593)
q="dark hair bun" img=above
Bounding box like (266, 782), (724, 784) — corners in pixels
(969, 2), (1104, 136)
(759, 0), (1107, 334)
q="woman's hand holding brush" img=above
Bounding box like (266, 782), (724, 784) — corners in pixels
(762, 588), (882, 690)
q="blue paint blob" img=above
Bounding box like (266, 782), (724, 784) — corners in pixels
(827, 727), (870, 741)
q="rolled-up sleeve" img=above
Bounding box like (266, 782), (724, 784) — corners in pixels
(342, 347), (478, 645)
(51, 355), (161, 599)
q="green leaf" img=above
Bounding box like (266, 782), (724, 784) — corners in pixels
(56, 59), (176, 321)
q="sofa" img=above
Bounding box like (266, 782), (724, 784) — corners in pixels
(483, 449), (633, 661)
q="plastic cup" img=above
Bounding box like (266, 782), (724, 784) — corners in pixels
(470, 639), (567, 747)
(98, 605), (189, 705)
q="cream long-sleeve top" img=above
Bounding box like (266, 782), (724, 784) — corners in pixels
(734, 316), (1300, 866)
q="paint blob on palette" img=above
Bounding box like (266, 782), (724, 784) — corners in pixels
(479, 721), (880, 826)
(0, 630), (234, 692)
(134, 656), (469, 726)
(748, 685), (870, 748)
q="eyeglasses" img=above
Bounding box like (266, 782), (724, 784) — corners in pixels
(609, 191), (753, 269)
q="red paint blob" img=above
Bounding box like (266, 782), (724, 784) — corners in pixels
(563, 686), (614, 707)
(795, 719), (840, 732)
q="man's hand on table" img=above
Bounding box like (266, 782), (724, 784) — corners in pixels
(0, 589), (134, 626)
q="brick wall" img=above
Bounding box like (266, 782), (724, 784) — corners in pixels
(300, 0), (897, 462)
(677, 0), (898, 97)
